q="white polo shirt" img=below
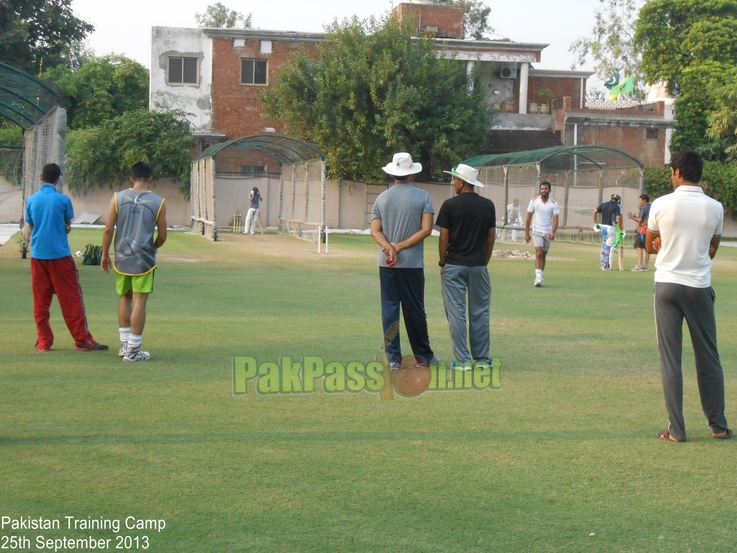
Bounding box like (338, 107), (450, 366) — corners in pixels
(648, 185), (723, 288)
(527, 196), (560, 235)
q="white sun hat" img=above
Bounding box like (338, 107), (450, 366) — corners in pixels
(382, 152), (423, 177)
(443, 163), (485, 188)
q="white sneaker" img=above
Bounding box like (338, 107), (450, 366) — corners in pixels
(124, 345), (150, 362)
(118, 341), (127, 357)
(534, 278), (544, 287)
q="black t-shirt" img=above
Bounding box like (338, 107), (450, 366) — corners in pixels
(436, 193), (496, 266)
(596, 200), (621, 226)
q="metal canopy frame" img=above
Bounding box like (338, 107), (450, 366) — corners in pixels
(464, 145), (644, 172)
(193, 133), (325, 165)
(464, 145), (645, 229)
(0, 62), (64, 130)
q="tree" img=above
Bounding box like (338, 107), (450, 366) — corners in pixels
(195, 2), (251, 29)
(65, 109), (195, 193)
(434, 0), (492, 40)
(0, 0), (93, 74)
(569, 0), (644, 96)
(261, 16), (492, 183)
(0, 123), (23, 147)
(634, 0), (737, 153)
(706, 67), (737, 159)
(43, 55), (149, 130)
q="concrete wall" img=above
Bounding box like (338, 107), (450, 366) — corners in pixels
(214, 176), (279, 229)
(327, 180), (452, 230)
(150, 27), (213, 135)
(0, 175), (23, 223)
(10, 175), (737, 237)
(0, 178), (191, 226)
(209, 177), (454, 231)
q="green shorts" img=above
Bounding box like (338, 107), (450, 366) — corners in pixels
(115, 270), (155, 295)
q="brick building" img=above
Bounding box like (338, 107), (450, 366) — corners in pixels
(150, 0), (672, 170)
(551, 97), (673, 167)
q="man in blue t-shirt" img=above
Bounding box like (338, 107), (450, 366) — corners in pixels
(25, 163), (107, 352)
(244, 186), (263, 235)
(437, 164), (496, 366)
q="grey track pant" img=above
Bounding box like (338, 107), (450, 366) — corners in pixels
(441, 264), (491, 363)
(654, 282), (728, 441)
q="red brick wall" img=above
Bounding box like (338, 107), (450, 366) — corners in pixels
(211, 37), (318, 139)
(530, 77), (586, 108)
(392, 3), (464, 39)
(214, 149), (280, 176)
(552, 98), (668, 167)
(576, 126), (666, 167)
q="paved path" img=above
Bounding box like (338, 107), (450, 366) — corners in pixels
(0, 223), (19, 246)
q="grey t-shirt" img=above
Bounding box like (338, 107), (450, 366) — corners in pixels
(371, 183), (434, 268)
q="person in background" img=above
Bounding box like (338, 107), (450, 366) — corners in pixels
(524, 182), (559, 287)
(505, 199), (521, 242)
(244, 187), (263, 235)
(593, 194), (623, 271)
(628, 193), (651, 272)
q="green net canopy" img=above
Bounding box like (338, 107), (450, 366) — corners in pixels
(0, 62), (64, 130)
(194, 134), (324, 165)
(464, 145), (644, 172)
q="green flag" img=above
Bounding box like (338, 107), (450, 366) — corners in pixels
(610, 75), (634, 96)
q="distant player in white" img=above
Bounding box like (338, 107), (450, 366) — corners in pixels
(524, 181), (559, 287)
(505, 199), (521, 242)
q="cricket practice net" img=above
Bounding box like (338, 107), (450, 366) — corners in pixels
(279, 158), (327, 251)
(23, 106), (66, 198)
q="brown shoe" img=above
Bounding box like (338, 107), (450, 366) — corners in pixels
(712, 429), (734, 439)
(657, 430), (684, 442)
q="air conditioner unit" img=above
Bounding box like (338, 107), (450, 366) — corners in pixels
(499, 64), (517, 79)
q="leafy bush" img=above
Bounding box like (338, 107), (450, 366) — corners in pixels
(0, 123), (23, 147)
(645, 161), (737, 213)
(643, 165), (671, 200)
(65, 109), (195, 194)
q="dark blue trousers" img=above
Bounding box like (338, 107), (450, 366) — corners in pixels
(379, 267), (434, 364)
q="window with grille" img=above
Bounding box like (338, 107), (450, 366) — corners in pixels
(240, 165), (266, 176)
(168, 57), (198, 85)
(241, 59), (267, 85)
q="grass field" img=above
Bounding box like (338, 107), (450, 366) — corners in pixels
(2, 228), (736, 552)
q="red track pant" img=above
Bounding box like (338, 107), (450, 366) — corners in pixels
(31, 256), (97, 349)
